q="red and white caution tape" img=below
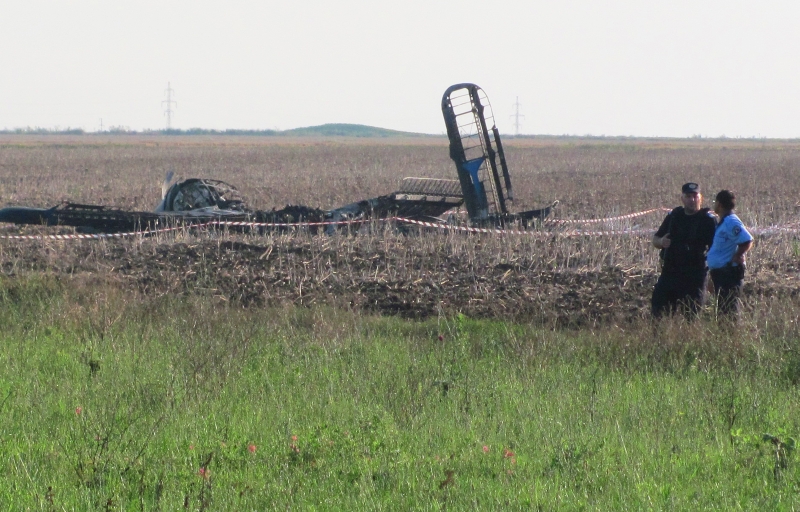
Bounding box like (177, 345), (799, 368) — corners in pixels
(399, 217), (800, 237)
(544, 208), (671, 225)
(0, 217), (372, 241)
(396, 217), (657, 237)
(0, 225), (186, 241)
(1, 208), (799, 240)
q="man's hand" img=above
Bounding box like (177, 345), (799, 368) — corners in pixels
(660, 233), (671, 249)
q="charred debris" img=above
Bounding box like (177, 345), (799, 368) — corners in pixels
(0, 84), (557, 234)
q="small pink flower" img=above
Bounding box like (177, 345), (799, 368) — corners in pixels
(75, 407), (82, 416)
(438, 334), (445, 342)
(248, 444), (256, 454)
(482, 445), (489, 453)
(198, 467), (209, 479)
(189, 444), (195, 451)
(291, 435), (298, 442)
(503, 448), (515, 458)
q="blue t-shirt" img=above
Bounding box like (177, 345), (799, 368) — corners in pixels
(707, 213), (753, 269)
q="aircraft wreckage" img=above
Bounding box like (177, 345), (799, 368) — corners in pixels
(0, 84), (557, 234)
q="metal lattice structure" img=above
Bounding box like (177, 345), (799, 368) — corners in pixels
(442, 83), (513, 223)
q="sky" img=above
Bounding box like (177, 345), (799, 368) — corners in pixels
(1, 0), (799, 137)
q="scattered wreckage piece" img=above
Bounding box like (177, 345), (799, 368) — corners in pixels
(0, 201), (330, 234)
(0, 176), (464, 234)
(327, 177), (463, 225)
(0, 179), (328, 234)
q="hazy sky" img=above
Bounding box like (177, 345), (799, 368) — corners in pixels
(2, 0), (798, 137)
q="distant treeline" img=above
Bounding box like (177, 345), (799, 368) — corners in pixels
(1, 127), (89, 135)
(3, 126), (791, 141)
(0, 123), (438, 138)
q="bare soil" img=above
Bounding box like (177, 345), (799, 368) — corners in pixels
(1, 230), (797, 326)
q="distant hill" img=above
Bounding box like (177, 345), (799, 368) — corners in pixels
(280, 123), (434, 138)
(0, 124), (438, 138)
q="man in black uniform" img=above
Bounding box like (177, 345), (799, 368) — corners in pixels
(651, 182), (717, 318)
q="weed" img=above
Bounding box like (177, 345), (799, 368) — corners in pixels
(762, 433), (796, 481)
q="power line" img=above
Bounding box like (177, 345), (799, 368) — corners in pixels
(510, 96), (525, 135)
(162, 82), (177, 130)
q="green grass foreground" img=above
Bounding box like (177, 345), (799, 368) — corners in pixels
(1, 277), (800, 510)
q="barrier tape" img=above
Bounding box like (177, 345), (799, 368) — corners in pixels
(544, 208), (672, 224)
(0, 217), (371, 241)
(396, 218), (658, 237)
(398, 217), (800, 237)
(0, 208), (798, 240)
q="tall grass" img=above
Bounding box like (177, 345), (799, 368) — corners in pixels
(1, 277), (799, 509)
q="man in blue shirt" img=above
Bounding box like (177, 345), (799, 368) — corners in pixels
(707, 190), (753, 317)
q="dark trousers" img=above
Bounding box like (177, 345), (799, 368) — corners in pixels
(710, 265), (745, 317)
(651, 269), (708, 319)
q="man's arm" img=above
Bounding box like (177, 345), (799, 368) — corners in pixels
(730, 218), (753, 265)
(732, 240), (753, 265)
(653, 233), (671, 249)
(703, 213), (718, 250)
(653, 213), (672, 249)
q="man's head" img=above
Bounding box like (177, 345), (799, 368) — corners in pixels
(714, 189), (736, 214)
(681, 182), (702, 214)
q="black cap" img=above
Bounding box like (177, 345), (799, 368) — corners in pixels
(681, 182), (700, 194)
